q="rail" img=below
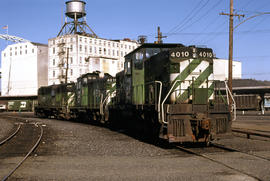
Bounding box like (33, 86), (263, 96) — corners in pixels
(224, 81), (236, 121)
(1, 123), (44, 181)
(0, 124), (21, 146)
(232, 128), (270, 139)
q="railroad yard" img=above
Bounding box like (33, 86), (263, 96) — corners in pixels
(0, 112), (269, 181)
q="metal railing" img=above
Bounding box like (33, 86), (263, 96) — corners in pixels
(224, 81), (237, 121)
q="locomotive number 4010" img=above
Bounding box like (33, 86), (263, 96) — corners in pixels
(170, 48), (213, 59)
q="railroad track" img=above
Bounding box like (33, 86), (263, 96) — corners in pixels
(176, 144), (268, 181)
(0, 122), (44, 181)
(232, 128), (270, 140)
(0, 123), (21, 146)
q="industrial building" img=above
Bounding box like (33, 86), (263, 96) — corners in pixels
(213, 59), (242, 80)
(1, 42), (48, 96)
(48, 35), (138, 85)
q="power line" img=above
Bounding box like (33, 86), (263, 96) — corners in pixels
(167, 0), (206, 34)
(178, 0), (223, 34)
(170, 0), (210, 32)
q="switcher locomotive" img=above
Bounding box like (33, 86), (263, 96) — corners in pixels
(35, 43), (231, 143)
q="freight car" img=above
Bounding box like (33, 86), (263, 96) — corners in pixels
(35, 43), (231, 144)
(8, 100), (33, 112)
(233, 94), (262, 111)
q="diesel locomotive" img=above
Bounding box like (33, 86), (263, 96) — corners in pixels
(35, 43), (231, 143)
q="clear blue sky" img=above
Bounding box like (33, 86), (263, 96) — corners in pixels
(0, 0), (270, 80)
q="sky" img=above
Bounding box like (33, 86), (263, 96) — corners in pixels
(0, 0), (270, 80)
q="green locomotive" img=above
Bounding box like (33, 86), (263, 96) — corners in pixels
(70, 72), (116, 123)
(35, 83), (76, 119)
(110, 43), (230, 143)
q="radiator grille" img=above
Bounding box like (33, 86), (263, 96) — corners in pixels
(216, 118), (227, 133)
(168, 119), (185, 137)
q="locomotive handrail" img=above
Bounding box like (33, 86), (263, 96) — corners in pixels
(161, 80), (182, 124)
(224, 81), (237, 121)
(100, 89), (116, 116)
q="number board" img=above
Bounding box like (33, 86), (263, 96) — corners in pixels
(169, 47), (193, 61)
(197, 48), (213, 59)
(170, 47), (213, 61)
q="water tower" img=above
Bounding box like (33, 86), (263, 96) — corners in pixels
(58, 0), (97, 37)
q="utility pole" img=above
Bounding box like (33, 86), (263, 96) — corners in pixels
(220, 0), (244, 113)
(155, 26), (167, 44)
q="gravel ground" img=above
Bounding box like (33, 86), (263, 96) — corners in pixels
(0, 113), (269, 181)
(0, 116), (15, 140)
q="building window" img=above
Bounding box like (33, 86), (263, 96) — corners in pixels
(70, 38), (73, 42)
(94, 39), (97, 44)
(113, 50), (115, 56)
(53, 40), (55, 45)
(94, 47), (97, 54)
(99, 47), (102, 54)
(70, 45), (73, 52)
(85, 38), (87, 43)
(80, 69), (82, 74)
(20, 51), (22, 55)
(79, 45), (82, 52)
(121, 44), (123, 48)
(104, 41), (106, 46)
(53, 47), (55, 54)
(70, 69), (73, 76)
(10, 52), (12, 56)
(79, 37), (82, 42)
(112, 61), (115, 64)
(90, 46), (92, 53)
(90, 39), (92, 44)
(25, 50), (27, 54)
(117, 43), (119, 48)
(53, 59), (55, 66)
(117, 51), (119, 56)
(125, 45), (127, 49)
(4, 53), (6, 57)
(121, 51), (123, 57)
(99, 40), (101, 45)
(113, 43), (115, 47)
(80, 57), (82, 64)
(53, 71), (55, 77)
(15, 52), (17, 56)
(104, 48), (106, 55)
(108, 42), (111, 47)
(70, 57), (73, 64)
(32, 49), (34, 53)
(108, 49), (111, 55)
(85, 46), (87, 53)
